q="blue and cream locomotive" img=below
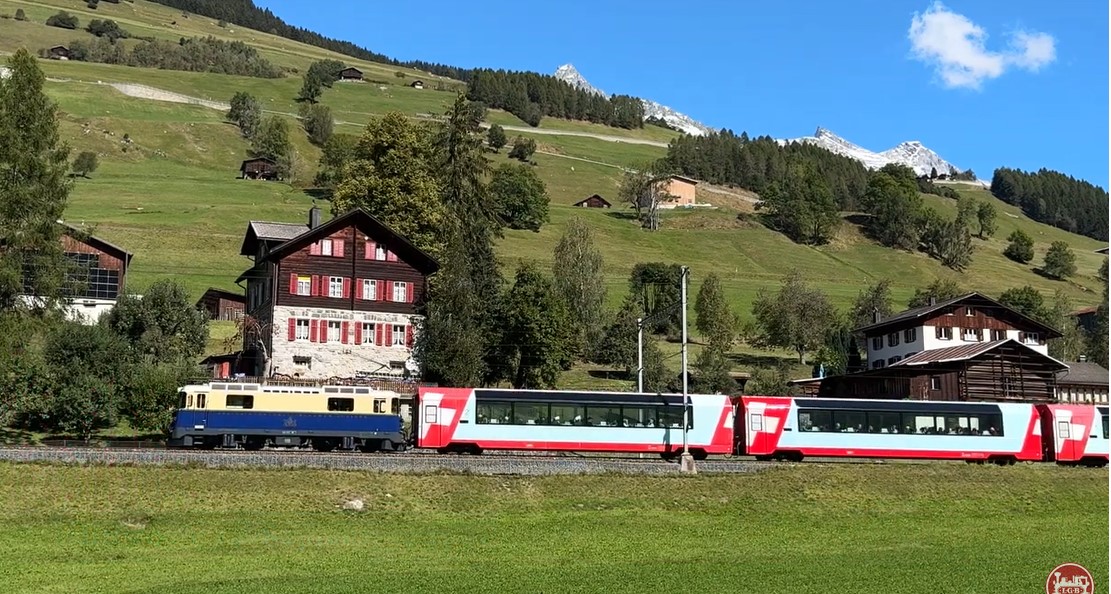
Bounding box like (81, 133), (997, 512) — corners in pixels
(168, 382), (406, 452)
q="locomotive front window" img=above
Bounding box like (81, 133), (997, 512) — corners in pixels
(178, 392), (187, 408)
(1103, 415), (1109, 439)
(328, 398), (354, 412)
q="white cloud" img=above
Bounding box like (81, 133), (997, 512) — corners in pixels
(908, 2), (1056, 90)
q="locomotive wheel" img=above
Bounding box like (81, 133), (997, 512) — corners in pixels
(379, 439), (394, 452)
(243, 438), (264, 451)
(313, 439), (337, 453)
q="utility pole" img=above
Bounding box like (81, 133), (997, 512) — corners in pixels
(636, 317), (644, 393)
(679, 265), (696, 474)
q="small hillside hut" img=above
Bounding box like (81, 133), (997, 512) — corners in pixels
(410, 80), (424, 89)
(239, 157), (279, 181)
(48, 46), (71, 60)
(573, 194), (612, 208)
(339, 67), (363, 82)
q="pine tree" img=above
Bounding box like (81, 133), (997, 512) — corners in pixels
(0, 49), (73, 313)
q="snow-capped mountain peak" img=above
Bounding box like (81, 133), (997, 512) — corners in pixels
(552, 63), (714, 137)
(786, 127), (959, 176)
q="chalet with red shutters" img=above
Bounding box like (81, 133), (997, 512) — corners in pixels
(236, 206), (438, 380)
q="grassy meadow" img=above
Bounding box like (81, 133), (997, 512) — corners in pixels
(0, 462), (1105, 594)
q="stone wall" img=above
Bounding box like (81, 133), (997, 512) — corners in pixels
(269, 305), (420, 379)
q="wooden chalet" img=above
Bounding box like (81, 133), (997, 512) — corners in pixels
(339, 67), (363, 81)
(48, 46), (70, 60)
(815, 340), (1066, 402)
(814, 293), (1069, 403)
(409, 80), (424, 89)
(573, 194), (612, 208)
(16, 224), (133, 323)
(239, 157), (279, 181)
(236, 206), (439, 380)
(196, 287), (245, 321)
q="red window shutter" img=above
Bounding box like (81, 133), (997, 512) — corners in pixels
(288, 273), (297, 295)
(343, 278), (351, 299)
(335, 239), (345, 258)
(287, 318), (296, 341)
(310, 275), (320, 297)
(387, 250), (398, 262)
(310, 241), (321, 256)
(365, 241), (374, 260)
(406, 282), (414, 303)
(309, 319), (319, 342)
(406, 325), (414, 348)
(341, 321), (350, 344)
(354, 322), (363, 344)
(375, 323), (384, 346)
(320, 321), (329, 344)
(354, 278), (363, 300)
(378, 279), (387, 302)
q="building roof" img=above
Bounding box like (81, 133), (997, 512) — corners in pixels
(667, 174), (699, 185)
(1070, 306), (1099, 317)
(239, 221), (308, 256)
(572, 194), (612, 207)
(196, 287), (245, 305)
(341, 67), (363, 74)
(261, 207), (440, 275)
(240, 157), (276, 170)
(60, 223), (133, 266)
(888, 338), (1067, 371)
(1057, 361), (1109, 386)
(854, 292), (1062, 338)
(1096, 247), (1108, 254)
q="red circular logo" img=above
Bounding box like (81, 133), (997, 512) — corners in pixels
(1047, 563), (1095, 594)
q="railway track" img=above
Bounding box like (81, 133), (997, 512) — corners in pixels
(0, 444), (986, 475)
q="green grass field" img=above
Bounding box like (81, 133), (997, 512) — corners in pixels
(0, 463), (1104, 593)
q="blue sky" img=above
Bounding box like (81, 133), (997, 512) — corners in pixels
(258, 0), (1108, 188)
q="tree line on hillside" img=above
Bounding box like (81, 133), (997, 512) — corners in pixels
(466, 69), (644, 129)
(0, 50), (208, 439)
(147, 0), (471, 81)
(990, 167), (1109, 241)
(62, 35), (284, 78)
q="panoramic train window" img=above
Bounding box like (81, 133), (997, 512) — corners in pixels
(328, 398), (354, 412)
(226, 395), (254, 409)
(797, 408), (1003, 436)
(474, 400), (692, 428)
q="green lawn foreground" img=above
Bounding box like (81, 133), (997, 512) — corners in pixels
(0, 463), (1105, 593)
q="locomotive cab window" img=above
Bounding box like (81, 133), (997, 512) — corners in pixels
(178, 392), (187, 408)
(373, 399), (387, 413)
(226, 395), (254, 409)
(328, 398), (354, 412)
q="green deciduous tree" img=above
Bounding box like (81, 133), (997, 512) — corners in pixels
(299, 102), (333, 146)
(629, 263), (682, 335)
(862, 165), (924, 250)
(745, 363), (799, 396)
(691, 345), (735, 394)
(508, 136), (536, 162)
(331, 112), (444, 255)
(313, 132), (356, 187)
(497, 262), (574, 389)
(120, 360), (196, 433)
(1042, 241), (1077, 280)
(907, 278), (963, 308)
(998, 285), (1049, 322)
(0, 49), (72, 314)
(46, 11), (78, 29)
(490, 162), (549, 231)
(487, 124), (507, 152)
(849, 279), (895, 331)
(751, 270), (836, 364)
(104, 279), (208, 364)
(594, 294), (641, 374)
(922, 215), (973, 271)
(86, 18), (129, 41)
(552, 218), (606, 359)
(956, 195), (978, 229)
(250, 115), (291, 164)
(72, 151), (98, 178)
(227, 91), (261, 139)
(1045, 290), (1084, 361)
(297, 75), (322, 103)
(694, 273), (736, 349)
(14, 8), (26, 20)
(1003, 229), (1035, 263)
(976, 201), (997, 239)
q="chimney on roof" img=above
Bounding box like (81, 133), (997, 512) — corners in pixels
(309, 205), (321, 229)
(872, 307), (881, 324)
(928, 296), (936, 306)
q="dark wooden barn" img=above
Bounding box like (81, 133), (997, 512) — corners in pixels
(48, 46), (71, 60)
(573, 194), (612, 208)
(240, 157), (279, 181)
(339, 67), (363, 81)
(196, 287), (245, 321)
